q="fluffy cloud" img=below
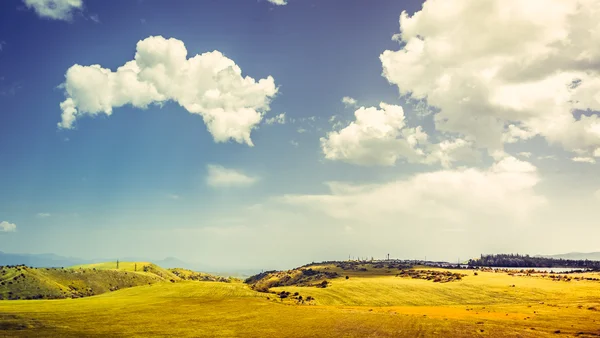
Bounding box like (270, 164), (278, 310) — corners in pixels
(59, 36), (278, 146)
(0, 221), (16, 232)
(265, 113), (286, 125)
(321, 103), (424, 166)
(381, 0), (600, 158)
(23, 0), (82, 21)
(282, 156), (544, 224)
(206, 164), (259, 188)
(321, 102), (478, 167)
(267, 0), (287, 5)
(341, 96), (358, 107)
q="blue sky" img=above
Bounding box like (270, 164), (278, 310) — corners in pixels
(2, 0), (600, 270)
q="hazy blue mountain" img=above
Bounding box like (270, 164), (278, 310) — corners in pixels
(538, 252), (600, 261)
(0, 251), (260, 276)
(0, 251), (91, 267)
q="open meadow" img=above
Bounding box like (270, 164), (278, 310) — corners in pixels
(0, 263), (599, 337)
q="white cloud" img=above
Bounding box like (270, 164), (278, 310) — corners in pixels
(290, 140), (299, 147)
(23, 0), (82, 21)
(282, 157), (544, 224)
(572, 156), (596, 164)
(381, 0), (600, 157)
(267, 0), (287, 5)
(320, 102), (479, 167)
(166, 194), (180, 200)
(206, 164), (259, 188)
(341, 96), (357, 107)
(321, 103), (424, 166)
(265, 113), (286, 125)
(517, 152), (532, 158)
(36, 213), (51, 218)
(538, 155), (558, 160)
(502, 124), (536, 144)
(0, 221), (16, 232)
(59, 36), (278, 146)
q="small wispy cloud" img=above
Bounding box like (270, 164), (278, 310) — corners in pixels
(0, 81), (23, 96)
(267, 0), (287, 5)
(517, 152), (532, 158)
(0, 221), (16, 232)
(37, 213), (51, 218)
(342, 96), (357, 108)
(166, 194), (180, 200)
(572, 156), (596, 164)
(206, 164), (259, 188)
(265, 113), (286, 125)
(537, 155), (558, 160)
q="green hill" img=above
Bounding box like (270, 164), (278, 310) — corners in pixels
(1, 267), (600, 337)
(71, 261), (180, 281)
(0, 262), (179, 300)
(169, 268), (233, 282)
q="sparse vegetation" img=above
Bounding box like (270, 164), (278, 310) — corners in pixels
(168, 268), (231, 283)
(0, 261), (599, 337)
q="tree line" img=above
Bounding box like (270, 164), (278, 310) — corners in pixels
(468, 254), (600, 269)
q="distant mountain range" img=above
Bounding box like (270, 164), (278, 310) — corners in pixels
(0, 251), (259, 277)
(0, 251), (88, 268)
(538, 252), (600, 261)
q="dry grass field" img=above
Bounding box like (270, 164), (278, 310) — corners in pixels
(0, 263), (599, 337)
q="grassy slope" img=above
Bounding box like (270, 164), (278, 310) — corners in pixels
(169, 268), (232, 282)
(71, 261), (181, 280)
(0, 267), (599, 337)
(0, 262), (177, 300)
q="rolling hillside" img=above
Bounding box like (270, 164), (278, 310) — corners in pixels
(70, 261), (181, 280)
(0, 262), (177, 300)
(0, 265), (599, 337)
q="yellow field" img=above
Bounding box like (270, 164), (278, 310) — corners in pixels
(0, 267), (599, 337)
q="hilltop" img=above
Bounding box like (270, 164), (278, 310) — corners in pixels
(0, 262), (236, 301)
(0, 263), (171, 300)
(245, 260), (465, 293)
(69, 261), (180, 280)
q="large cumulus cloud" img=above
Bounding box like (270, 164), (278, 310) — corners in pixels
(59, 36), (278, 146)
(380, 0), (600, 157)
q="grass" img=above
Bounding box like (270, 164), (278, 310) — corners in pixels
(0, 265), (599, 337)
(0, 262), (178, 300)
(71, 261), (148, 271)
